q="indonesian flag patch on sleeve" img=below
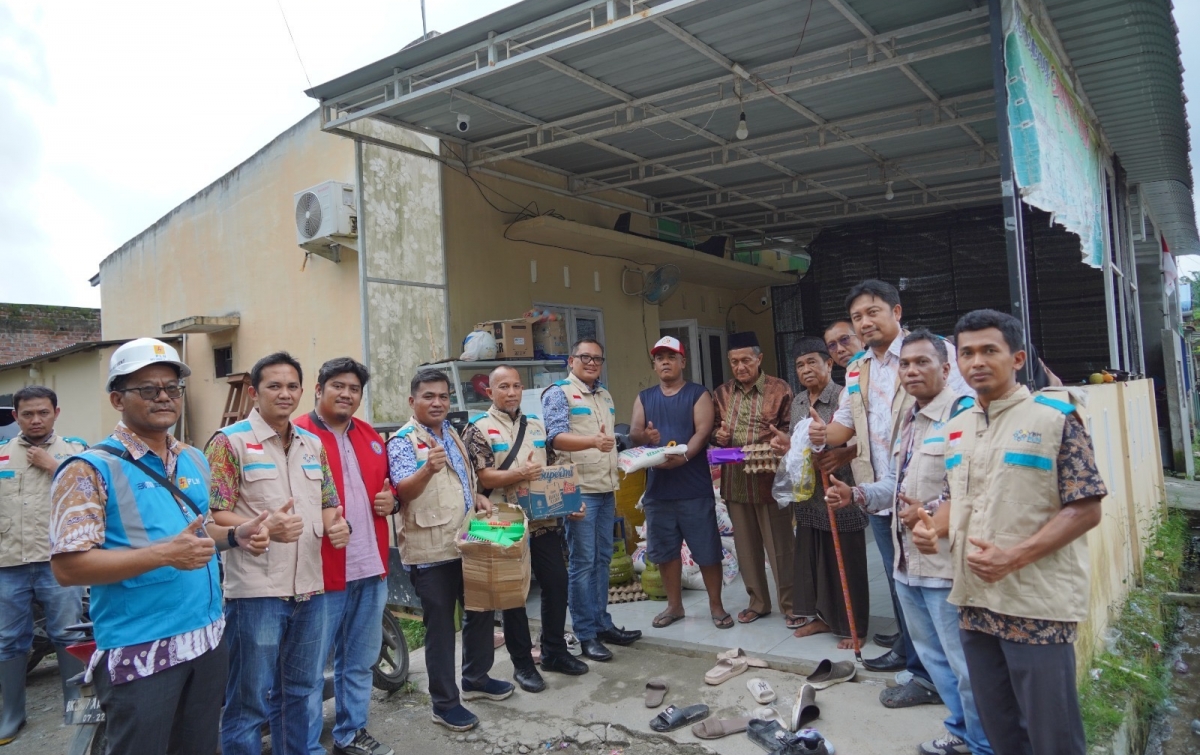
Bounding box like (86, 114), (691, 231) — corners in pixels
(245, 443), (265, 455)
(948, 431), (963, 447)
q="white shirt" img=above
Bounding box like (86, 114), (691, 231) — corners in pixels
(831, 335), (972, 514)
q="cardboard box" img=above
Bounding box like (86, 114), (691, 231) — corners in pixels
(532, 319), (569, 356)
(476, 319), (533, 359)
(457, 503), (531, 612)
(515, 464), (584, 520)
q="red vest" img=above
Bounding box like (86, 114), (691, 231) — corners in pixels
(295, 411), (391, 591)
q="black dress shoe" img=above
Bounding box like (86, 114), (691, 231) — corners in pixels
(540, 653), (589, 676)
(597, 626), (642, 646)
(861, 649), (906, 672)
(872, 632), (899, 649)
(513, 665), (546, 693)
(579, 639), (613, 661)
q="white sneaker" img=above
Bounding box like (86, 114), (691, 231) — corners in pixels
(919, 734), (971, 754)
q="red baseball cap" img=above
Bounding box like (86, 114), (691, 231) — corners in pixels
(651, 336), (684, 356)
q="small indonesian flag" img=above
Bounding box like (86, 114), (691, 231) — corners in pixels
(572, 394), (582, 400)
(0, 456), (9, 466)
(487, 428), (501, 436)
(948, 431), (963, 447)
(245, 443), (265, 455)
(416, 442), (428, 450)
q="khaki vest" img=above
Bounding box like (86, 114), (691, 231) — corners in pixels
(945, 387), (1091, 622)
(0, 434), (87, 566)
(218, 409), (326, 599)
(845, 346), (914, 486)
(548, 373), (618, 494)
(394, 419), (474, 566)
(469, 407), (555, 528)
(890, 389), (972, 582)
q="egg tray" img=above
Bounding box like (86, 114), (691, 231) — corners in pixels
(740, 442), (780, 475)
(608, 582), (649, 603)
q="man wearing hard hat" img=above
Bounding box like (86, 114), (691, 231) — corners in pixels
(48, 338), (270, 755)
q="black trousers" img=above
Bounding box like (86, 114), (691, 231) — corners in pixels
(94, 637), (229, 755)
(503, 529), (570, 667)
(960, 628), (1086, 755)
(409, 560), (495, 711)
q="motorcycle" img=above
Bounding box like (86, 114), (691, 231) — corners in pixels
(64, 609), (409, 755)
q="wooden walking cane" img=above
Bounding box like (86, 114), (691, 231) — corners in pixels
(820, 468), (863, 664)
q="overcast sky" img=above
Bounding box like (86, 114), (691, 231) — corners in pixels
(3, 0), (1199, 308)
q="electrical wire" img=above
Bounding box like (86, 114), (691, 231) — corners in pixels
(275, 0), (312, 87)
(784, 0), (817, 86)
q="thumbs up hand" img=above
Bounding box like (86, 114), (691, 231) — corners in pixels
(768, 425), (791, 456)
(645, 421), (661, 446)
(808, 407), (828, 447)
(824, 476), (855, 510)
(327, 505), (351, 549)
(266, 499), (304, 543)
(520, 450), (544, 482)
(159, 516), (216, 570)
(912, 509), (940, 554)
(234, 510), (272, 556)
(966, 537), (1017, 583)
(373, 479), (397, 516)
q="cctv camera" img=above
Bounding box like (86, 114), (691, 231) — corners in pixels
(760, 295), (769, 307)
(456, 113), (470, 133)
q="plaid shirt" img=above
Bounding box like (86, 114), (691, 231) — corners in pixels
(712, 371), (792, 504)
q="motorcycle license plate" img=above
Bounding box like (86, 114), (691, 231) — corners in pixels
(65, 696), (104, 725)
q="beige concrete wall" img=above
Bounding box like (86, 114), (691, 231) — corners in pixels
(0, 349), (117, 444)
(98, 111), (360, 444)
(1074, 379), (1166, 666)
(441, 164), (776, 418)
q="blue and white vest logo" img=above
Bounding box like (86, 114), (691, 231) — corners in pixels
(1012, 429), (1043, 444)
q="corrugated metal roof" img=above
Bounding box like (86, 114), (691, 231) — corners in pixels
(307, 0), (1194, 252)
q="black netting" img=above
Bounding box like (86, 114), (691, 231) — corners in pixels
(771, 204), (1109, 383)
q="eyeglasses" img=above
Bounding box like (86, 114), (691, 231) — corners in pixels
(119, 384), (185, 400)
(826, 335), (856, 352)
(573, 354), (605, 365)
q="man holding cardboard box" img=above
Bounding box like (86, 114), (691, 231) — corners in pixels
(543, 339), (642, 662)
(387, 369), (511, 733)
(464, 365), (590, 693)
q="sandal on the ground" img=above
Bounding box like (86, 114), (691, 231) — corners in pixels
(804, 659), (855, 690)
(644, 678), (668, 708)
(747, 677), (776, 704)
(879, 679), (942, 709)
(692, 715), (753, 740)
(789, 683), (820, 731)
(747, 718), (794, 752)
(706, 652), (768, 685)
(718, 647), (770, 665)
(752, 705), (782, 724)
(738, 609), (771, 624)
(712, 612), (734, 629)
(652, 611), (685, 628)
(649, 703), (710, 733)
(785, 615), (812, 630)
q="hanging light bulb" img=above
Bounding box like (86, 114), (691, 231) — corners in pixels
(736, 111), (749, 140)
(885, 181), (895, 201)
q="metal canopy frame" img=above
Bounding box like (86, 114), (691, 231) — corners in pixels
(312, 0), (1005, 244)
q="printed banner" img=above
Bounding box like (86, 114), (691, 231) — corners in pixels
(1005, 11), (1105, 268)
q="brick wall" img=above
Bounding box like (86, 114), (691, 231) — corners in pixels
(0, 304), (101, 365)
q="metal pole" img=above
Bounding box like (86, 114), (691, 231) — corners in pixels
(421, 0), (427, 41)
(988, 0), (1032, 386)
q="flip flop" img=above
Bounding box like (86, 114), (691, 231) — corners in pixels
(805, 659), (855, 690)
(718, 648), (770, 665)
(738, 609), (771, 624)
(785, 615), (812, 630)
(652, 611), (685, 628)
(691, 715), (753, 740)
(712, 612), (734, 629)
(789, 684), (820, 731)
(644, 678), (669, 708)
(752, 706), (782, 724)
(649, 703), (710, 733)
(747, 677), (776, 704)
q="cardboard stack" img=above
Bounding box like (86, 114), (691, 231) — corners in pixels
(457, 503), (531, 611)
(476, 319), (533, 359)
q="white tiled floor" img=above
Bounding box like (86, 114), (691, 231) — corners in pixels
(529, 531), (901, 665)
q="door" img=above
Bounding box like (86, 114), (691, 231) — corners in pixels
(698, 327), (727, 390)
(535, 303), (608, 384)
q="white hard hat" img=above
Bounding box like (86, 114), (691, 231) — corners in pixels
(106, 338), (191, 392)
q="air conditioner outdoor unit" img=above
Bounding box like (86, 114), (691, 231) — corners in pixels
(294, 181), (357, 262)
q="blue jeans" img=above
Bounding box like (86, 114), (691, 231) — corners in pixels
(222, 595), (327, 755)
(309, 577), (387, 751)
(896, 582), (994, 754)
(870, 515), (932, 687)
(563, 492), (615, 641)
(0, 562), (84, 660)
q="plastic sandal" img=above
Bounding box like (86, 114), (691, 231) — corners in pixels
(804, 659), (855, 690)
(644, 678), (668, 708)
(691, 715), (753, 740)
(747, 677), (776, 703)
(649, 703), (710, 733)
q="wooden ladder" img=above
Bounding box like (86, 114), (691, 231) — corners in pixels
(220, 373), (253, 427)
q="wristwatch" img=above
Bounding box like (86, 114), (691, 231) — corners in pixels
(228, 527), (240, 549)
